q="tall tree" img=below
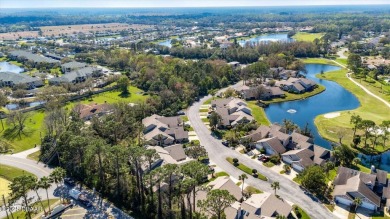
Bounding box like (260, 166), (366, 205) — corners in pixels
(9, 175), (37, 219)
(350, 114), (362, 138)
(39, 176), (53, 213)
(181, 161), (210, 215)
(238, 174), (248, 197)
(271, 181), (280, 196)
(197, 189), (236, 219)
(299, 165), (327, 196)
(360, 120), (376, 147)
(353, 197), (362, 212)
(209, 112), (222, 131)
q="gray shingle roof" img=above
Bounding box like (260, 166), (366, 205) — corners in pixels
(9, 50), (59, 64)
(0, 71), (43, 87)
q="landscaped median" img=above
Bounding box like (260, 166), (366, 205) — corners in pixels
(226, 157), (267, 181)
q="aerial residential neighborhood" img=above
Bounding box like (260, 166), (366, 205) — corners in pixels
(1, 1), (390, 219)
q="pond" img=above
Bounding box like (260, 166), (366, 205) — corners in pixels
(0, 61), (24, 73)
(264, 64), (360, 149)
(6, 101), (44, 110)
(238, 33), (294, 47)
(158, 39), (173, 48)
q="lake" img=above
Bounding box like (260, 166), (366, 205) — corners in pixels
(238, 33), (294, 47)
(264, 64), (360, 149)
(158, 39), (173, 48)
(0, 61), (24, 73)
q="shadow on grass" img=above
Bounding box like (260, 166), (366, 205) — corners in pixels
(118, 92), (131, 98)
(2, 126), (35, 141)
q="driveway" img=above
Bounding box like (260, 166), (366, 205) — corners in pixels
(187, 92), (336, 219)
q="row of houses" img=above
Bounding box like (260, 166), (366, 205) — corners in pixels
(242, 124), (331, 172)
(8, 50), (60, 67)
(234, 76), (317, 101)
(49, 66), (103, 85)
(0, 71), (43, 89)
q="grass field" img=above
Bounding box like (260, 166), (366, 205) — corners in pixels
(244, 186), (263, 194)
(314, 69), (390, 152)
(292, 32), (324, 42)
(301, 58), (339, 66)
(0, 164), (34, 203)
(0, 178), (10, 198)
(335, 58), (348, 66)
(353, 76), (390, 103)
(66, 85), (149, 108)
(27, 150), (41, 161)
(0, 110), (45, 153)
(247, 101), (271, 126)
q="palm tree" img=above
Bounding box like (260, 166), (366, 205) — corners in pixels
(353, 197), (362, 212)
(238, 174), (248, 197)
(33, 178), (47, 216)
(271, 181), (280, 196)
(50, 167), (66, 201)
(39, 176), (53, 213)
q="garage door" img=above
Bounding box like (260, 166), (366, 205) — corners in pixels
(336, 197), (352, 206)
(361, 201), (376, 211)
(282, 156), (293, 164)
(292, 163), (304, 172)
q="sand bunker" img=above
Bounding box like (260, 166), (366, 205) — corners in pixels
(324, 112), (340, 118)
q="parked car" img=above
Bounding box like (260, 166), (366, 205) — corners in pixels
(222, 140), (229, 146)
(177, 110), (185, 115)
(69, 189), (92, 208)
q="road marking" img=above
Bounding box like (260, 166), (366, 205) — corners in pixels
(0, 158), (51, 176)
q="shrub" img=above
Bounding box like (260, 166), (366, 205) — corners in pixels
(269, 155), (281, 164)
(252, 169), (258, 175)
(233, 158), (239, 166)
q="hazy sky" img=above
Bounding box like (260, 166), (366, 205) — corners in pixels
(2, 0), (390, 8)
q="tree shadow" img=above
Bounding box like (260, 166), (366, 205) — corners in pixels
(2, 126), (35, 141)
(118, 92), (131, 98)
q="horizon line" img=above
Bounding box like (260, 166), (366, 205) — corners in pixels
(3, 4), (390, 9)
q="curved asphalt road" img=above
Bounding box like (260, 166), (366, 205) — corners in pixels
(188, 94), (336, 219)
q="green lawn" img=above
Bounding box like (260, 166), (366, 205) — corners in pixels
(199, 108), (209, 113)
(247, 101), (270, 126)
(244, 186), (263, 194)
(325, 204), (335, 212)
(314, 69), (390, 153)
(263, 162), (275, 168)
(2, 198), (60, 219)
(292, 32), (324, 42)
(293, 205), (311, 219)
(66, 85), (149, 109)
(27, 150), (41, 161)
(354, 76), (390, 103)
(226, 157), (267, 181)
(263, 85), (326, 104)
(335, 58), (348, 66)
(215, 171), (229, 177)
(302, 58), (339, 66)
(348, 213), (356, 219)
(0, 164), (34, 181)
(0, 110), (45, 153)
